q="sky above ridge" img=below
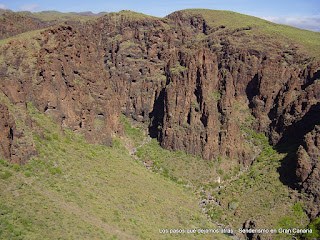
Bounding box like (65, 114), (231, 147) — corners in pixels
(0, 0), (319, 31)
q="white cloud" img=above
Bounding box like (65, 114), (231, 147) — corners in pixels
(19, 4), (40, 12)
(262, 16), (320, 32)
(0, 4), (7, 9)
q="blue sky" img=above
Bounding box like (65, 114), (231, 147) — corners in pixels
(1, 0), (319, 31)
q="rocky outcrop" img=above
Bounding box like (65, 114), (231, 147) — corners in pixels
(296, 126), (320, 218)
(0, 104), (36, 164)
(0, 9), (319, 215)
(1, 10), (319, 163)
(0, 104), (15, 161)
(0, 24), (123, 147)
(242, 220), (261, 240)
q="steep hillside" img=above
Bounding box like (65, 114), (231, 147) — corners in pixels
(0, 97), (224, 239)
(0, 10), (49, 40)
(0, 9), (101, 40)
(0, 9), (319, 239)
(136, 119), (311, 240)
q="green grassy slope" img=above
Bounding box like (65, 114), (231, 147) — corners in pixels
(172, 9), (320, 58)
(0, 29), (43, 46)
(20, 10), (100, 23)
(0, 101), (227, 240)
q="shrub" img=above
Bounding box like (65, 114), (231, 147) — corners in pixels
(276, 216), (297, 229)
(292, 202), (304, 217)
(223, 174), (231, 181)
(52, 133), (59, 141)
(49, 167), (62, 175)
(0, 170), (12, 180)
(44, 134), (52, 141)
(170, 63), (187, 75)
(216, 169), (224, 175)
(64, 135), (72, 144)
(233, 166), (240, 175)
(12, 165), (20, 172)
(303, 217), (320, 239)
(0, 158), (9, 167)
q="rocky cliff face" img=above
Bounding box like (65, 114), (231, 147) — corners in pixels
(0, 10), (48, 39)
(0, 9), (319, 216)
(0, 103), (37, 165)
(0, 24), (122, 148)
(296, 126), (320, 218)
(0, 104), (15, 161)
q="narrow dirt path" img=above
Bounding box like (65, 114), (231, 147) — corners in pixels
(124, 121), (153, 169)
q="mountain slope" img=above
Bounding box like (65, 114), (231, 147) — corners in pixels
(172, 9), (320, 57)
(0, 9), (101, 40)
(0, 9), (319, 239)
(0, 98), (224, 239)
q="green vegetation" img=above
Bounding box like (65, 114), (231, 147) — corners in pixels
(303, 217), (320, 239)
(134, 110), (313, 238)
(276, 216), (301, 239)
(175, 9), (320, 58)
(20, 10), (100, 23)
(0, 29), (43, 46)
(2, 8), (320, 59)
(107, 10), (159, 22)
(208, 90), (222, 101)
(0, 168), (13, 179)
(207, 124), (310, 235)
(137, 138), (219, 189)
(1, 7), (319, 239)
(170, 63), (187, 76)
(120, 115), (145, 147)
(0, 104), (223, 239)
(292, 202), (304, 218)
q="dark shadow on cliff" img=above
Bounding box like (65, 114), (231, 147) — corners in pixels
(301, 69), (320, 90)
(245, 73), (260, 109)
(275, 141), (300, 189)
(148, 88), (165, 139)
(275, 102), (320, 189)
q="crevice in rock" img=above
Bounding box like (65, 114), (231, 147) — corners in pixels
(246, 73), (260, 107)
(194, 68), (203, 109)
(148, 88), (165, 139)
(301, 70), (320, 90)
(9, 127), (13, 140)
(276, 102), (320, 188)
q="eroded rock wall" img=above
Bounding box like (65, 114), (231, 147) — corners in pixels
(296, 126), (320, 218)
(1, 12), (320, 163)
(0, 11), (319, 216)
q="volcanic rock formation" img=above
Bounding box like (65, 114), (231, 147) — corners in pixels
(0, 9), (319, 217)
